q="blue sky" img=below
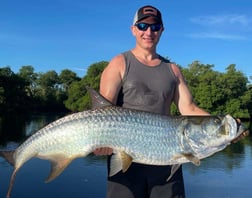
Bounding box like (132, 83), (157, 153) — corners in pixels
(1, 0), (251, 80)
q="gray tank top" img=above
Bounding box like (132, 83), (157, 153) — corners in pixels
(117, 51), (177, 115)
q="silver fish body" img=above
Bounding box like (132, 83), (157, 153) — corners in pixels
(0, 88), (247, 198)
(14, 106), (242, 167)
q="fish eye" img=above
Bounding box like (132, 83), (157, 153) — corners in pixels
(214, 118), (221, 125)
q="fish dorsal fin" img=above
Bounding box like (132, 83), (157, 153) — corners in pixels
(86, 87), (112, 110)
(109, 151), (133, 177)
(45, 155), (74, 183)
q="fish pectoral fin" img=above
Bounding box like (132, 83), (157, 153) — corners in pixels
(45, 155), (73, 183)
(109, 151), (122, 177)
(173, 153), (200, 166)
(109, 151), (133, 177)
(182, 153), (200, 166)
(166, 164), (181, 181)
(120, 151), (133, 173)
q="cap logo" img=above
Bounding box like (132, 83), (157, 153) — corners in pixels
(143, 7), (157, 16)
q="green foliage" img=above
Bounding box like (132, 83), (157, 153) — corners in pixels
(64, 80), (87, 111)
(18, 65), (38, 97)
(0, 66), (80, 114)
(181, 61), (250, 118)
(0, 66), (29, 113)
(65, 61), (108, 111)
(241, 86), (252, 119)
(0, 87), (4, 104)
(84, 61), (108, 89)
(59, 69), (81, 91)
(37, 70), (59, 88)
(0, 60), (251, 120)
(170, 103), (179, 115)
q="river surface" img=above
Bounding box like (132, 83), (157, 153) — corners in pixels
(0, 114), (251, 198)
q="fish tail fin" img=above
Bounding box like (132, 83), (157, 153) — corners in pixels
(0, 150), (18, 198)
(0, 150), (15, 166)
(6, 168), (19, 198)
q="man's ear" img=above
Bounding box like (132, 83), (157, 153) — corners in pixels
(131, 25), (137, 36)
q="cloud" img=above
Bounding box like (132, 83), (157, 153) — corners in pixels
(188, 32), (247, 40)
(73, 67), (87, 72)
(188, 14), (251, 40)
(190, 14), (251, 27)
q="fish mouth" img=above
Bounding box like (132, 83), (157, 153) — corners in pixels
(225, 115), (244, 138)
(236, 119), (248, 135)
(226, 115), (249, 142)
(235, 119), (249, 140)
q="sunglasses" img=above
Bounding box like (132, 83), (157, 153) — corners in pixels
(135, 23), (162, 32)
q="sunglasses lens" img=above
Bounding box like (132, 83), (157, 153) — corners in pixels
(135, 23), (162, 32)
(151, 24), (161, 31)
(136, 23), (148, 31)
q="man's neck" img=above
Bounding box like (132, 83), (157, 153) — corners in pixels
(131, 48), (160, 66)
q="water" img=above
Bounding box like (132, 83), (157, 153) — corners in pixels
(0, 114), (251, 198)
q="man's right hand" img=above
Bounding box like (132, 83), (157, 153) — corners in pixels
(93, 147), (113, 156)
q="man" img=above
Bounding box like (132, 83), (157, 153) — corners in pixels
(95, 5), (210, 198)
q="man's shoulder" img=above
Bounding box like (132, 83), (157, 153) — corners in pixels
(169, 63), (184, 80)
(106, 53), (126, 76)
(110, 53), (125, 64)
(157, 55), (182, 79)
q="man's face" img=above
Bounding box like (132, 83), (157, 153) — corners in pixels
(132, 17), (164, 50)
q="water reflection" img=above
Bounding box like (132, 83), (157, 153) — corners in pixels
(0, 113), (66, 146)
(186, 144), (244, 174)
(0, 114), (251, 198)
(184, 142), (252, 198)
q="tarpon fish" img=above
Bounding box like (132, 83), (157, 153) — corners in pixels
(0, 88), (248, 198)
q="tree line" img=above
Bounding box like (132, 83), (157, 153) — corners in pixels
(0, 61), (251, 120)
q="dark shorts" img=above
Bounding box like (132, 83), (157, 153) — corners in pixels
(107, 161), (185, 198)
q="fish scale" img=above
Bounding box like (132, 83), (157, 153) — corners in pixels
(0, 88), (247, 198)
(11, 105), (240, 166)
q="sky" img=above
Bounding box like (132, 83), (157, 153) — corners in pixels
(1, 0), (252, 80)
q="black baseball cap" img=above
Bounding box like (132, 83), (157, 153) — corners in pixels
(133, 5), (163, 25)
